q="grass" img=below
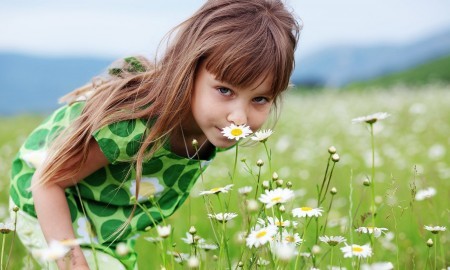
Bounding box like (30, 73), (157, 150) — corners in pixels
(1, 85), (449, 269)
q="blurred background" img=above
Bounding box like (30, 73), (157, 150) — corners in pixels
(1, 0), (450, 114)
(1, 1), (450, 268)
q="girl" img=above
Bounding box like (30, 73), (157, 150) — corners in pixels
(9, 0), (300, 269)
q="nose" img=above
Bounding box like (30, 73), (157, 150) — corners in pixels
(227, 106), (248, 126)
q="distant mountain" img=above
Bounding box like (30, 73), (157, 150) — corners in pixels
(0, 53), (112, 115)
(2, 28), (450, 114)
(292, 28), (450, 87)
(348, 54), (450, 89)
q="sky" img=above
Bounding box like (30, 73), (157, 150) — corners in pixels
(1, 0), (450, 59)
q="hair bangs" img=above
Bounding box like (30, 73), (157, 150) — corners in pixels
(199, 3), (296, 98)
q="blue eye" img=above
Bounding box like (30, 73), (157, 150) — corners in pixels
(218, 87), (232, 96)
(253, 96), (270, 104)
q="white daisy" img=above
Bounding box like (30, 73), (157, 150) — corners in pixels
(144, 236), (163, 242)
(238, 186), (253, 195)
(33, 240), (71, 261)
(181, 232), (205, 245)
(130, 177), (164, 202)
(292, 207), (323, 218)
(208, 212), (238, 223)
(0, 222), (15, 234)
(424, 225), (446, 234)
(156, 224), (171, 238)
(355, 227), (388, 238)
(246, 225), (278, 248)
(59, 238), (84, 247)
(251, 129), (274, 142)
(340, 243), (372, 258)
(259, 188), (295, 209)
(198, 242), (218, 250)
(199, 184), (233, 195)
(275, 230), (303, 245)
(167, 251), (190, 263)
(352, 112), (390, 124)
(258, 216), (297, 228)
(415, 187), (436, 201)
(221, 124), (252, 140)
(319, 235), (347, 246)
(361, 262), (394, 270)
(256, 258), (270, 266)
(271, 242), (297, 261)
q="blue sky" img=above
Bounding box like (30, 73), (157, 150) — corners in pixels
(1, 0), (450, 59)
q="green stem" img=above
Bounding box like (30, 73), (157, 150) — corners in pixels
(317, 155), (332, 206)
(320, 162), (336, 206)
(434, 234), (437, 269)
(1, 234), (5, 270)
(369, 123), (376, 228)
(232, 142), (239, 182)
(6, 209), (18, 270)
(330, 247), (334, 268)
(263, 142), (272, 174)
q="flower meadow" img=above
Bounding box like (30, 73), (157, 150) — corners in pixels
(0, 85), (449, 269)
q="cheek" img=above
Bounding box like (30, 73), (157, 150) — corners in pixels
(250, 108), (272, 130)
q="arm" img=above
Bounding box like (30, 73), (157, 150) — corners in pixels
(31, 138), (109, 270)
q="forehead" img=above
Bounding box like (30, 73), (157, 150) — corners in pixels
(202, 65), (273, 94)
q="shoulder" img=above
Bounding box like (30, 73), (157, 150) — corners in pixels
(92, 118), (149, 164)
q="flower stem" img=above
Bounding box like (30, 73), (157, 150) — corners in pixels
(369, 123), (376, 228)
(1, 234), (5, 270)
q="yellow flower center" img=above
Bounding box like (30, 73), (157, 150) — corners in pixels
(141, 182), (156, 196)
(231, 128), (243, 136)
(256, 230), (267, 238)
(301, 207), (313, 211)
(352, 246), (363, 253)
(210, 187), (221, 193)
(285, 235), (295, 242)
(271, 196), (282, 202)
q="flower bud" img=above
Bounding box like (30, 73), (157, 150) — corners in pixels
(116, 242), (129, 256)
(256, 159), (264, 167)
(328, 146), (337, 154)
(279, 205), (286, 213)
(262, 181), (270, 189)
(189, 226), (197, 235)
(331, 153), (340, 162)
(187, 256), (199, 269)
(276, 179), (284, 187)
(426, 238), (434, 247)
(12, 206), (20, 212)
(286, 181), (293, 188)
(363, 179), (371, 187)
(237, 261), (244, 268)
(192, 139), (198, 148)
(330, 187), (337, 195)
(193, 235), (201, 243)
(272, 172), (279, 181)
(246, 199), (259, 212)
(311, 245), (321, 254)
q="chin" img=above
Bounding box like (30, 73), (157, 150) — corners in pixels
(210, 138), (237, 149)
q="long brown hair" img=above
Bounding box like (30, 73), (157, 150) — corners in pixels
(38, 0), (301, 238)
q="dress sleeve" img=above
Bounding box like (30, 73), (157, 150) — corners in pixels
(92, 119), (147, 164)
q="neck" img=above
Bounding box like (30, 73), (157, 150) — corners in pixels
(170, 127), (212, 160)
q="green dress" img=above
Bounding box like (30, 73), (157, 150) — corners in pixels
(9, 101), (217, 269)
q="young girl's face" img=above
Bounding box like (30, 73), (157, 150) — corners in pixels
(190, 65), (274, 148)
